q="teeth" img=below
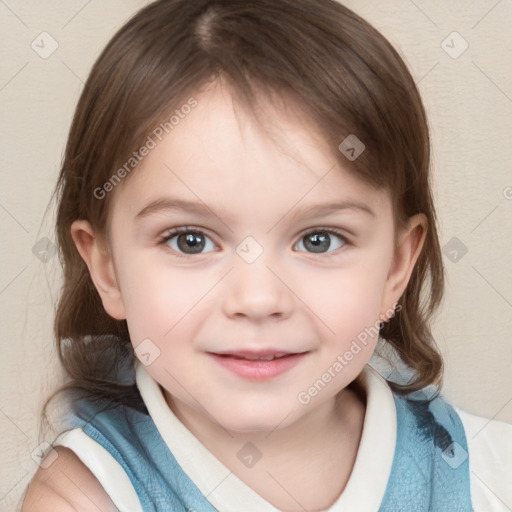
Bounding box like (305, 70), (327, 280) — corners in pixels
(243, 354), (275, 361)
(220, 352), (297, 360)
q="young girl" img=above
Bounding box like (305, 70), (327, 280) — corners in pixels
(23, 0), (511, 510)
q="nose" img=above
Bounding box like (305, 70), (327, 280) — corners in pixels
(222, 257), (294, 322)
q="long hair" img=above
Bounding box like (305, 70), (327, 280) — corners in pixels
(49, 0), (444, 414)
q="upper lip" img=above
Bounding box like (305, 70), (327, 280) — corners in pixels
(209, 350), (306, 360)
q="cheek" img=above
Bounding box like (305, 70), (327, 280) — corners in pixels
(118, 258), (215, 348)
(297, 255), (392, 347)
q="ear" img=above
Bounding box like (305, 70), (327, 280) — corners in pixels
(380, 213), (427, 317)
(70, 220), (126, 320)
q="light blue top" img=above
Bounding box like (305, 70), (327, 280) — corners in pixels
(70, 388), (473, 511)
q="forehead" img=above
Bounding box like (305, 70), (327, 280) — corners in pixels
(109, 82), (391, 226)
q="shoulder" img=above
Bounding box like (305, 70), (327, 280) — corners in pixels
(22, 446), (117, 512)
(456, 407), (512, 510)
(457, 406), (512, 464)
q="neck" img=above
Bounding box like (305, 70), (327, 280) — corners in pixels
(165, 379), (366, 511)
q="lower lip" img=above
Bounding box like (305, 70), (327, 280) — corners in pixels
(208, 353), (306, 381)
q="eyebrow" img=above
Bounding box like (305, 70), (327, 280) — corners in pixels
(288, 200), (376, 219)
(136, 198), (216, 220)
(135, 197), (376, 221)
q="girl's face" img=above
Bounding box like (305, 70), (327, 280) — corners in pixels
(76, 82), (424, 433)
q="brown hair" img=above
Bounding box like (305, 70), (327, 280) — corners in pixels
(50, 0), (444, 411)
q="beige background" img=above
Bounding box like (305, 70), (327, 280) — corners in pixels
(1, 0), (511, 510)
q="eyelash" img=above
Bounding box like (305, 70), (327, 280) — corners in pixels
(297, 227), (349, 255)
(157, 226), (349, 257)
(157, 226), (211, 258)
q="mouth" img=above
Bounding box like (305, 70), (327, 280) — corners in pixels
(212, 350), (300, 360)
(207, 350), (308, 380)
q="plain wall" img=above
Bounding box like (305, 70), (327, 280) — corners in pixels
(1, 1), (511, 509)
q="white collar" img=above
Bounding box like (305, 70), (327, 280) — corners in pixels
(135, 363), (396, 511)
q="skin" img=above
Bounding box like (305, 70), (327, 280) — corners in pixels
(25, 80), (426, 511)
(22, 447), (118, 511)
